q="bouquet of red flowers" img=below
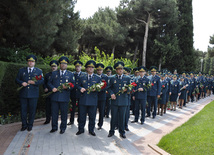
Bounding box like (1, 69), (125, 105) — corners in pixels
(17, 75), (42, 91)
(115, 82), (137, 96)
(87, 80), (107, 94)
(42, 82), (74, 98)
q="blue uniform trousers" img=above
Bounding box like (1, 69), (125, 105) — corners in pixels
(70, 98), (79, 123)
(20, 98), (38, 128)
(147, 96), (158, 118)
(51, 101), (68, 131)
(97, 100), (106, 127)
(45, 97), (51, 122)
(109, 105), (127, 135)
(134, 99), (146, 123)
(78, 105), (97, 133)
(105, 97), (111, 117)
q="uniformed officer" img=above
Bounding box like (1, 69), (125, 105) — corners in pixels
(169, 74), (181, 111)
(164, 72), (171, 114)
(131, 66), (150, 124)
(108, 61), (131, 139)
(48, 56), (75, 134)
(181, 72), (189, 107)
(76, 60), (101, 136)
(178, 76), (186, 109)
(157, 74), (168, 116)
(43, 60), (58, 124)
(104, 66), (113, 118)
(67, 60), (84, 125)
(146, 66), (161, 119)
(96, 63), (108, 130)
(16, 55), (44, 131)
(189, 72), (196, 102)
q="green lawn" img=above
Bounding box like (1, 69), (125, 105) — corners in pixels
(158, 101), (214, 155)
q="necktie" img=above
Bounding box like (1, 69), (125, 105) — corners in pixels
(89, 75), (92, 80)
(61, 71), (64, 77)
(119, 75), (121, 79)
(29, 68), (31, 74)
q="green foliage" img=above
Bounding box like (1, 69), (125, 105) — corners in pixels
(158, 101), (214, 154)
(39, 54), (75, 66)
(114, 57), (138, 69)
(0, 46), (33, 63)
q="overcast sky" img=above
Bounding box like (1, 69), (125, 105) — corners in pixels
(74, 0), (214, 52)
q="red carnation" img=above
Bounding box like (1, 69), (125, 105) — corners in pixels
(27, 144), (30, 148)
(101, 80), (107, 89)
(68, 83), (74, 88)
(162, 85), (165, 88)
(69, 108), (72, 112)
(131, 82), (137, 87)
(35, 75), (39, 80)
(35, 75), (42, 80)
(151, 83), (154, 86)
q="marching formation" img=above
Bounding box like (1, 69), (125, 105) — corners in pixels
(16, 55), (214, 138)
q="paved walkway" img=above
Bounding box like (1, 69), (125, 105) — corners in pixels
(1, 95), (213, 155)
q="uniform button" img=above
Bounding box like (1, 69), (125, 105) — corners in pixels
(119, 84), (121, 86)
(119, 94), (120, 96)
(28, 87), (29, 89)
(77, 79), (79, 81)
(60, 83), (62, 85)
(119, 87), (121, 89)
(60, 80), (62, 82)
(29, 77), (30, 79)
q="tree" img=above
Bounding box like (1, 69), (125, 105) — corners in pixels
(177, 0), (196, 72)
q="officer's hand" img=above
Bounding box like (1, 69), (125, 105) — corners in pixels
(138, 88), (143, 91)
(157, 95), (160, 98)
(187, 91), (189, 93)
(169, 92), (172, 95)
(178, 93), (181, 96)
(52, 88), (58, 92)
(184, 86), (186, 89)
(44, 88), (48, 92)
(132, 96), (135, 101)
(22, 82), (28, 87)
(62, 85), (68, 89)
(111, 94), (116, 100)
(123, 88), (128, 92)
(28, 80), (35, 85)
(80, 88), (86, 93)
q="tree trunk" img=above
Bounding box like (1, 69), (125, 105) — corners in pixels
(112, 45), (116, 59)
(159, 57), (162, 71)
(133, 43), (139, 62)
(142, 12), (151, 67)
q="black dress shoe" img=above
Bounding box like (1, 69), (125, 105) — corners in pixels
(50, 129), (57, 133)
(140, 122), (144, 125)
(60, 130), (65, 134)
(115, 127), (118, 130)
(89, 131), (96, 136)
(131, 120), (138, 123)
(106, 115), (109, 118)
(125, 128), (129, 131)
(44, 120), (50, 124)
(108, 133), (114, 137)
(27, 127), (32, 132)
(152, 116), (155, 119)
(20, 127), (27, 131)
(120, 134), (126, 139)
(97, 126), (102, 130)
(67, 122), (74, 125)
(146, 115), (150, 117)
(76, 131), (84, 135)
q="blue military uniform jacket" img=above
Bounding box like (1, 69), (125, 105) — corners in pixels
(147, 75), (161, 96)
(97, 73), (108, 101)
(48, 70), (75, 102)
(108, 74), (131, 106)
(70, 71), (85, 99)
(77, 73), (101, 106)
(133, 76), (150, 100)
(16, 67), (44, 98)
(169, 80), (181, 94)
(43, 72), (52, 98)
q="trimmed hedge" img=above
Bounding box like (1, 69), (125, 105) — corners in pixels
(0, 61), (77, 116)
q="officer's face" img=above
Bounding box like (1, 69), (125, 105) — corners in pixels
(27, 61), (35, 67)
(75, 65), (82, 72)
(135, 72), (140, 76)
(51, 66), (58, 71)
(173, 77), (177, 81)
(139, 71), (145, 77)
(60, 63), (67, 70)
(97, 69), (103, 75)
(151, 71), (156, 76)
(161, 76), (165, 80)
(116, 68), (123, 75)
(106, 71), (112, 76)
(86, 66), (94, 74)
